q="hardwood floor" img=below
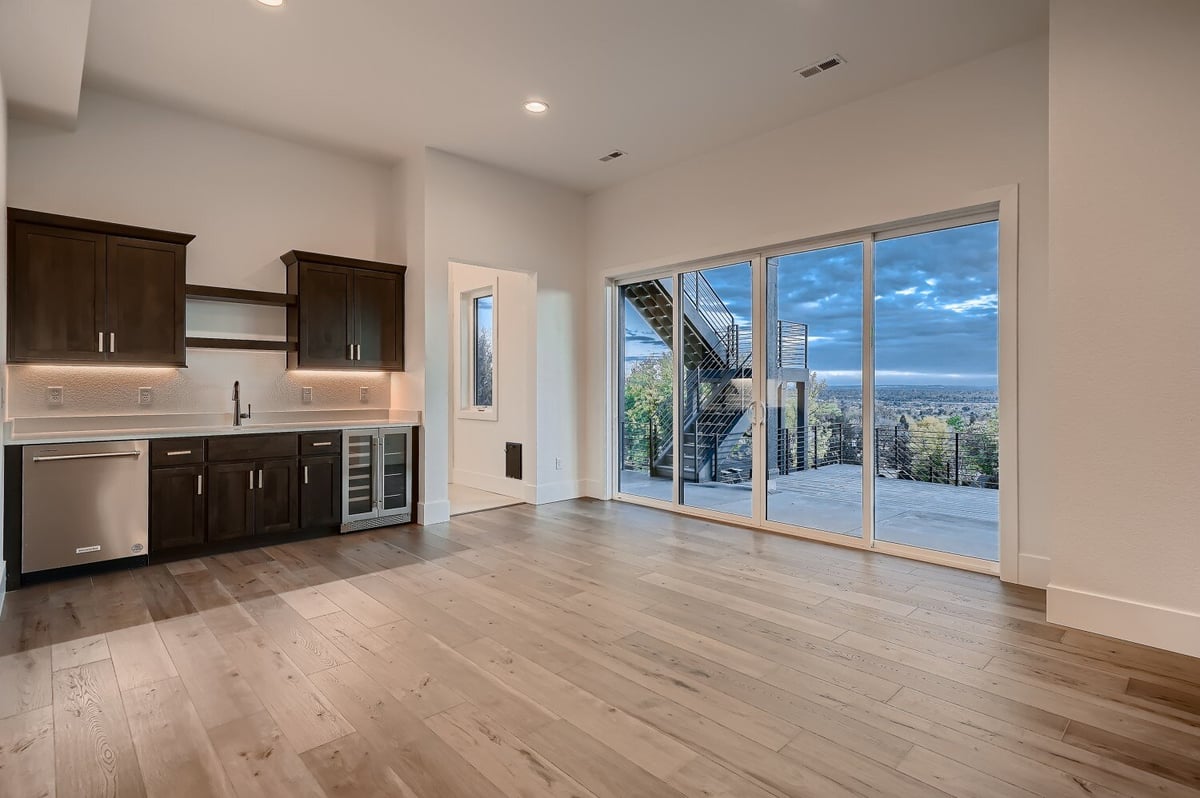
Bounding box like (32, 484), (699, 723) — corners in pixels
(2, 499), (1199, 797)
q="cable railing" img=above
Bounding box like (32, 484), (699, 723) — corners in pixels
(776, 320), (808, 369)
(875, 425), (999, 488)
(625, 420), (998, 490)
(680, 271), (735, 343)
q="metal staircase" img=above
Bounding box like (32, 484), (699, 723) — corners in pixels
(623, 273), (809, 484)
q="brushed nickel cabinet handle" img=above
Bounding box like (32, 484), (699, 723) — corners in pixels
(258, 469), (263, 489)
(166, 450), (192, 456)
(197, 475), (203, 496)
(99, 332), (105, 353)
(249, 471), (254, 491)
(311, 441), (332, 447)
(32, 450), (142, 463)
(304, 465), (309, 484)
(110, 332), (116, 353)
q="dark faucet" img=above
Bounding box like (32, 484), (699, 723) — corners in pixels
(233, 380), (251, 426)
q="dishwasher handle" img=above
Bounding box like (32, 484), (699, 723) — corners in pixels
(31, 450), (144, 463)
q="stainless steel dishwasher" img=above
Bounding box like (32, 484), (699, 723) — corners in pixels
(22, 440), (150, 574)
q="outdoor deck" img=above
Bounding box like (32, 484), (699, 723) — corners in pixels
(619, 463), (999, 560)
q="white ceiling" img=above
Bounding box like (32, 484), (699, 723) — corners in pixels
(0, 0), (92, 127)
(74, 0), (1048, 192)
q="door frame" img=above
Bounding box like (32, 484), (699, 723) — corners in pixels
(609, 188), (1018, 581)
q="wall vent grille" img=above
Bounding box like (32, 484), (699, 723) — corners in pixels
(598, 150), (626, 162)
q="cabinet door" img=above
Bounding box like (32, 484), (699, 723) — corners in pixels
(106, 236), (186, 365)
(151, 465), (206, 551)
(256, 459), (300, 536)
(206, 462), (256, 542)
(300, 455), (341, 528)
(9, 222), (106, 362)
(297, 263), (354, 368)
(344, 430), (378, 522)
(353, 269), (404, 370)
(379, 428), (411, 519)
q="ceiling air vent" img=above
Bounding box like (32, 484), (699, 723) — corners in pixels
(795, 54), (846, 78)
(598, 150), (626, 162)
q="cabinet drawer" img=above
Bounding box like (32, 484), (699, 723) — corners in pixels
(151, 438), (205, 467)
(207, 433), (298, 462)
(300, 431), (342, 454)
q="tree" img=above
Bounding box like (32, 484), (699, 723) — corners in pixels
(623, 353), (672, 430)
(910, 416), (952, 483)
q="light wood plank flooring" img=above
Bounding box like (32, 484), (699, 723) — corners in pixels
(2, 499), (1198, 797)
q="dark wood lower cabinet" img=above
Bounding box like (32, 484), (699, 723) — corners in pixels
(150, 465), (206, 551)
(300, 455), (341, 528)
(206, 461), (257, 542)
(257, 459), (300, 535)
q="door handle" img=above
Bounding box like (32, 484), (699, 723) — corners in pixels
(303, 465), (309, 484)
(355, 344), (361, 361)
(249, 470), (254, 491)
(98, 331), (105, 353)
(258, 469), (263, 489)
(197, 475), (203, 496)
(110, 332), (116, 353)
(348, 344), (354, 361)
(32, 450), (142, 462)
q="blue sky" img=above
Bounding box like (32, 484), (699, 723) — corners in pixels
(624, 221), (998, 387)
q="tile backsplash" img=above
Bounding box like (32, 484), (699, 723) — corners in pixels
(6, 349), (392, 418)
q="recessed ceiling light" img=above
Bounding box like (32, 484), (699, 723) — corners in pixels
(256, 0), (284, 7)
(523, 100), (549, 114)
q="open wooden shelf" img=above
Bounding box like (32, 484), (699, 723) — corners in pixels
(186, 284), (296, 307)
(186, 337), (297, 352)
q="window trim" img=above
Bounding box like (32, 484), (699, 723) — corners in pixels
(458, 283), (498, 421)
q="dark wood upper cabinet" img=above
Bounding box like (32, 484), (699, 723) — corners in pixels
(107, 236), (187, 365)
(295, 263), (355, 367)
(354, 268), (404, 369)
(7, 208), (193, 366)
(283, 250), (405, 371)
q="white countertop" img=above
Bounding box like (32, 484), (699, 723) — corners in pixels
(5, 410), (422, 446)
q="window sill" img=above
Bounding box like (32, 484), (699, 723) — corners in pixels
(457, 407), (498, 422)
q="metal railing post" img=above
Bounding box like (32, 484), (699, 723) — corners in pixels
(954, 432), (960, 486)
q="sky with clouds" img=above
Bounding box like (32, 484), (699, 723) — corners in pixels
(624, 220), (998, 387)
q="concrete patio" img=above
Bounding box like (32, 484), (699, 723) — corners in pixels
(619, 462), (998, 561)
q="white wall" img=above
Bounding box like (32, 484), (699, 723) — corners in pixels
(449, 262), (536, 500)
(1046, 0), (1200, 656)
(1, 67), (8, 597)
(6, 89), (399, 420)
(583, 37), (1052, 587)
(418, 149), (586, 522)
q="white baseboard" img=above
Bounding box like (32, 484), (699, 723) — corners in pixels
(417, 500), (451, 526)
(1047, 584), (1200, 659)
(530, 479), (583, 505)
(451, 468), (528, 501)
(581, 478), (609, 500)
(1017, 553), (1050, 589)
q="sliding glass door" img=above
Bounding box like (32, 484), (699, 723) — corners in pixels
(679, 262), (754, 518)
(873, 220), (1000, 560)
(618, 278), (674, 502)
(764, 243), (864, 536)
(614, 208), (1003, 570)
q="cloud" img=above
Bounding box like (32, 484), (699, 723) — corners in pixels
(895, 286), (918, 296)
(941, 294), (997, 314)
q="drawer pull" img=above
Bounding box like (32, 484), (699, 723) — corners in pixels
(166, 450), (193, 456)
(311, 441), (333, 447)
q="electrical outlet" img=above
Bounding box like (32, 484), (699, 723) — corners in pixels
(47, 386), (64, 407)
(138, 387), (153, 405)
(555, 457), (563, 471)
(359, 387), (369, 403)
(301, 386), (313, 403)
